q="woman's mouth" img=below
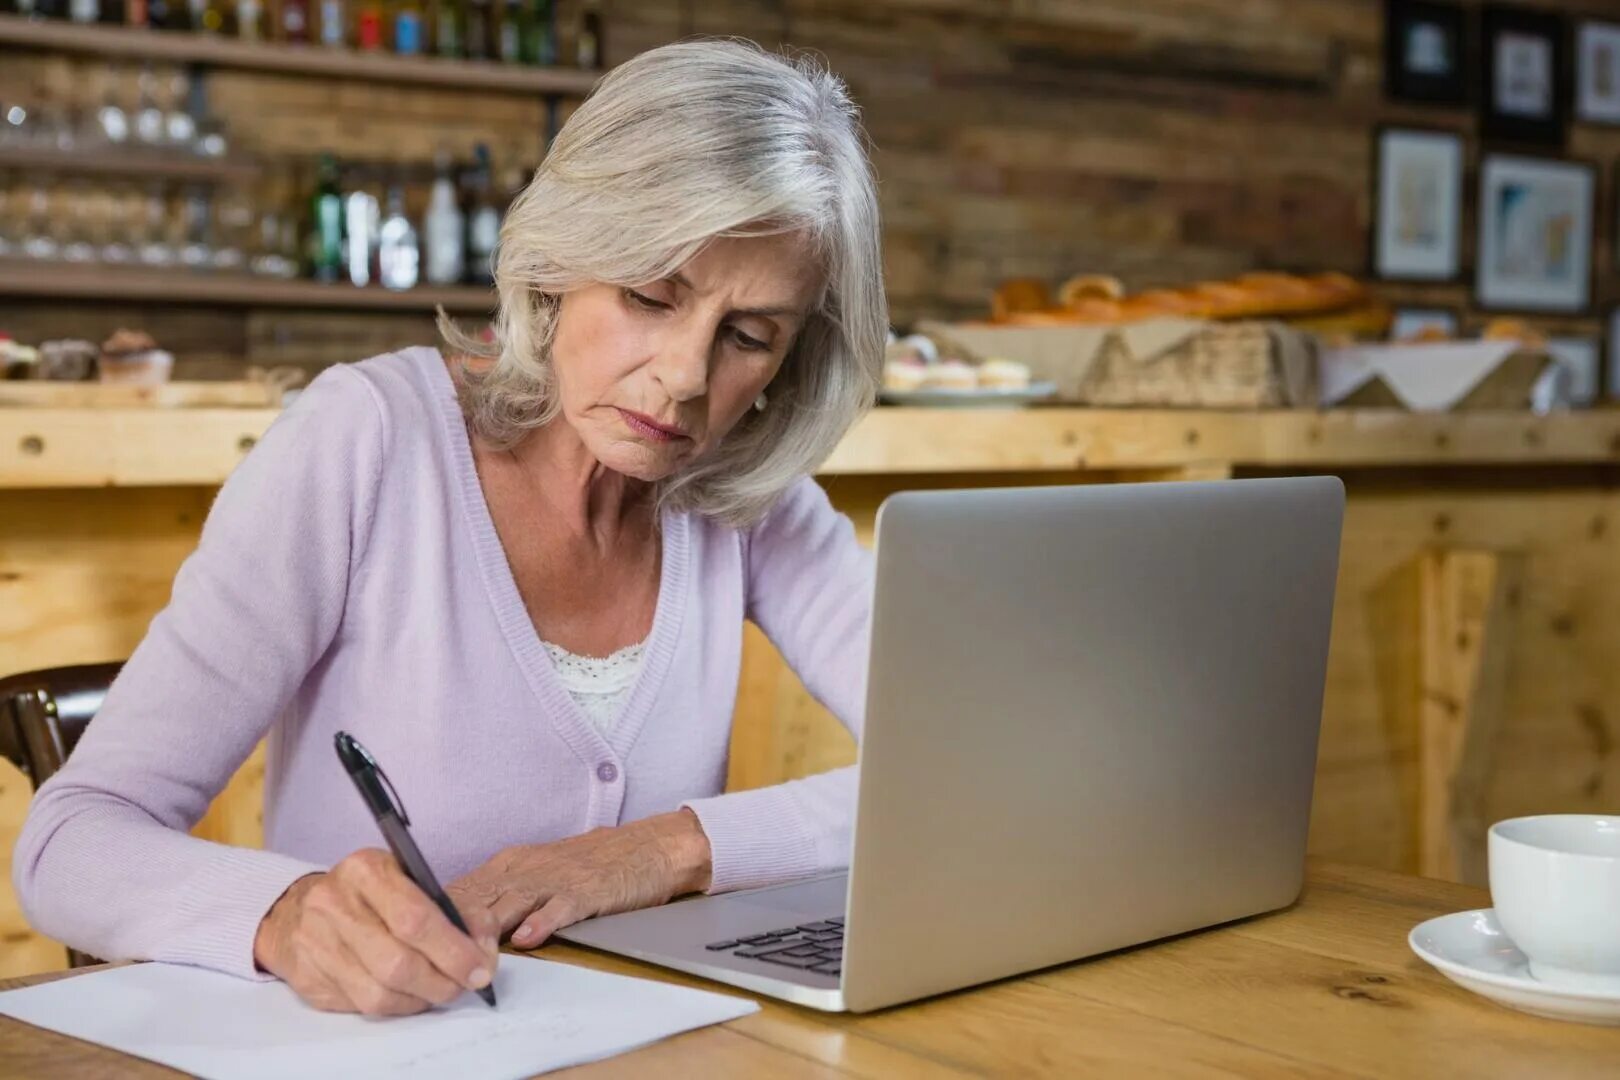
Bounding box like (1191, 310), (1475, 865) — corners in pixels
(616, 408), (691, 443)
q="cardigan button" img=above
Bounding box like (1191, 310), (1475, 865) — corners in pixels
(596, 762), (619, 783)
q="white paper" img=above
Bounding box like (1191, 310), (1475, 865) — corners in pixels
(0, 955), (757, 1080)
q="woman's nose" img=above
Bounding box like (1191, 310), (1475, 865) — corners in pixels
(652, 335), (712, 402)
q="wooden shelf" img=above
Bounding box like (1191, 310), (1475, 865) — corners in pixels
(0, 260), (496, 312)
(0, 145), (260, 183)
(5, 407), (1619, 489)
(0, 14), (601, 96)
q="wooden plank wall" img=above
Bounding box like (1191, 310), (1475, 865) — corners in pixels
(8, 0), (1620, 374)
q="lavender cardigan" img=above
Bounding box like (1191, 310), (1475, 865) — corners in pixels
(12, 348), (871, 978)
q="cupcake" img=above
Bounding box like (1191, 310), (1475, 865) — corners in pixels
(920, 360), (978, 391)
(977, 358), (1031, 391)
(883, 358), (927, 392)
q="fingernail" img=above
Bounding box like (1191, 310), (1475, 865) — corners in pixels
(468, 967), (491, 990)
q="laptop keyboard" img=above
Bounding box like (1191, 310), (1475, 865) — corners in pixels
(704, 917), (843, 976)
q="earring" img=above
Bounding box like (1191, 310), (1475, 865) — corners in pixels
(754, 392), (768, 412)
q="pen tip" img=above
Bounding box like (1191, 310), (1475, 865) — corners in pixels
(479, 985), (498, 1008)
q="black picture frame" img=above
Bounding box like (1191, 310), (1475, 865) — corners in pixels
(1480, 4), (1570, 145)
(1473, 151), (1596, 316)
(1369, 125), (1467, 283)
(1385, 0), (1471, 106)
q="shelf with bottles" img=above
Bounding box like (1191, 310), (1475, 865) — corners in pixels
(0, 259), (494, 309)
(0, 0), (603, 96)
(0, 142), (519, 308)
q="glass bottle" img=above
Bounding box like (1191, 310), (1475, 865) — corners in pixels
(377, 182), (419, 291)
(521, 0), (554, 65)
(318, 0), (346, 47)
(355, 0), (382, 50)
(423, 148), (464, 285)
(344, 168), (378, 287)
(497, 0), (522, 64)
(433, 0), (461, 58)
(394, 0), (425, 55)
(281, 0), (310, 42)
(237, 0), (265, 40)
(463, 0), (490, 60)
(464, 143), (499, 286)
(576, 0), (601, 68)
(68, 0), (99, 23)
(310, 152), (344, 282)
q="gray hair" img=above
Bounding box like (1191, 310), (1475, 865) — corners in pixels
(445, 38), (886, 527)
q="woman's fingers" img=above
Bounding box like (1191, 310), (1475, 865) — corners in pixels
(341, 896), (467, 1007)
(511, 893), (582, 949)
(486, 887), (546, 939)
(347, 851), (494, 995)
(309, 925), (432, 1018)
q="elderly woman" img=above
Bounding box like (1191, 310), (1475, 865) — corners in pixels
(13, 40), (883, 1016)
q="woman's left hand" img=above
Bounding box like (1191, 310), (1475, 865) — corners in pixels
(447, 809), (714, 950)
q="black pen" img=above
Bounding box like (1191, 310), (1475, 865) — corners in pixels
(334, 731), (497, 1008)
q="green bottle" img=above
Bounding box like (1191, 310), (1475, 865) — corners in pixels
(521, 0), (554, 65)
(434, 0), (462, 57)
(311, 153), (345, 284)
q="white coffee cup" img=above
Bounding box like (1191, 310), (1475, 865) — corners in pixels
(1488, 815), (1620, 990)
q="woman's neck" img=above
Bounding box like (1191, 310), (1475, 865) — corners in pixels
(495, 418), (654, 551)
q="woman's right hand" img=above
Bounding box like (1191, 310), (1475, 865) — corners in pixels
(252, 848), (500, 1016)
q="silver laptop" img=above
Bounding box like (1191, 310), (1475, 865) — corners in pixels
(557, 477), (1345, 1012)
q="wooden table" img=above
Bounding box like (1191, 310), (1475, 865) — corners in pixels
(2, 861), (1615, 1078)
(6, 406), (1620, 973)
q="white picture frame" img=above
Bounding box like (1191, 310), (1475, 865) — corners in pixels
(1373, 128), (1464, 281)
(1576, 21), (1620, 125)
(1475, 154), (1594, 313)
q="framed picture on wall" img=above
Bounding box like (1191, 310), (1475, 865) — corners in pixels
(1372, 128), (1465, 281)
(1475, 153), (1594, 313)
(1390, 307), (1462, 341)
(1576, 21), (1620, 124)
(1384, 0), (1470, 105)
(1481, 5), (1569, 144)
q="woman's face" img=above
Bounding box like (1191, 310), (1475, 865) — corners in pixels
(548, 233), (823, 482)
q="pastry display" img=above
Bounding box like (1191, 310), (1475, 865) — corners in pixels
(986, 270), (1374, 327)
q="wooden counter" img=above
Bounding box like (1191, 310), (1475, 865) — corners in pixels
(4, 405), (1620, 977)
(5, 407), (1620, 487)
(4, 861), (1618, 1078)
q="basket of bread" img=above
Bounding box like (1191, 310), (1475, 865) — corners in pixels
(911, 270), (1367, 408)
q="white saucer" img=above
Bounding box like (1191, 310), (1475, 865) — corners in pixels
(1409, 909), (1620, 1025)
(878, 382), (1058, 408)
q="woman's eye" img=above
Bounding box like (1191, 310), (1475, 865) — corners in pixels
(730, 328), (769, 352)
(624, 288), (667, 311)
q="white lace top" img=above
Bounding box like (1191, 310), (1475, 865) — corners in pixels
(541, 639), (647, 736)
